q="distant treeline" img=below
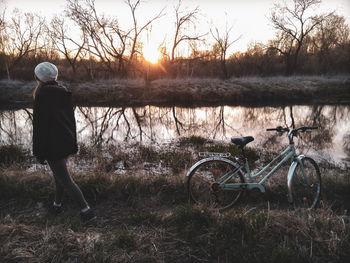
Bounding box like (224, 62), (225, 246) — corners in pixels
(0, 0), (349, 81)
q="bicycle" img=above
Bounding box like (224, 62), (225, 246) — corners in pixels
(186, 126), (321, 211)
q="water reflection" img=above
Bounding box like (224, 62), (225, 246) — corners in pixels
(0, 105), (349, 165)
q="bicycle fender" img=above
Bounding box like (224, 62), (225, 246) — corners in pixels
(186, 157), (241, 177)
(287, 155), (305, 203)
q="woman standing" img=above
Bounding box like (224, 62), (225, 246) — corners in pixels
(32, 62), (96, 224)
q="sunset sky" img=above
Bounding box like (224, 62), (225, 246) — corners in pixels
(3, 0), (350, 56)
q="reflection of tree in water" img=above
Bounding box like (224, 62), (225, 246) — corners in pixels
(172, 107), (184, 135)
(294, 106), (346, 152)
(1, 105), (349, 162)
(212, 106), (226, 138)
(77, 107), (148, 145)
(0, 111), (18, 144)
(344, 134), (350, 160)
(306, 106), (333, 148)
(242, 106), (286, 149)
(75, 106), (241, 144)
(70, 105), (350, 150)
(0, 110), (33, 146)
(253, 106), (349, 155)
(77, 106), (179, 145)
(78, 107), (119, 145)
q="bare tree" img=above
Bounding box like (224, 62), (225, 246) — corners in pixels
(48, 15), (86, 78)
(0, 6), (8, 77)
(170, 0), (205, 61)
(314, 14), (349, 48)
(0, 5), (5, 31)
(211, 14), (241, 78)
(66, 0), (130, 76)
(0, 1), (6, 38)
(125, 0), (164, 67)
(184, 41), (211, 77)
(0, 9), (44, 79)
(310, 14), (350, 72)
(269, 0), (333, 74)
(67, 0), (163, 77)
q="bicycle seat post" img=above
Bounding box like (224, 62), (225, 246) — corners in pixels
(240, 146), (247, 160)
(231, 136), (254, 162)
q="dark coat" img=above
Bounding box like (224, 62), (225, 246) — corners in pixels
(32, 81), (78, 161)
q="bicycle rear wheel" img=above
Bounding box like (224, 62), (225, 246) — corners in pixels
(291, 157), (321, 209)
(187, 158), (245, 211)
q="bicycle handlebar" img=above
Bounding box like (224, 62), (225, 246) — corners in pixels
(266, 126), (289, 132)
(266, 126), (318, 144)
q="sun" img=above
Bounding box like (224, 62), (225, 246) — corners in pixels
(142, 44), (160, 64)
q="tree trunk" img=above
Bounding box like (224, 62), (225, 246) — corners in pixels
(285, 55), (293, 75)
(6, 62), (11, 80)
(221, 59), (228, 79)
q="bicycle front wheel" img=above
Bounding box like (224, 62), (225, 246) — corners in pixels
(291, 157), (321, 209)
(187, 158), (245, 211)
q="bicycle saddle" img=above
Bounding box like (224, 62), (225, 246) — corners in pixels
(231, 136), (254, 147)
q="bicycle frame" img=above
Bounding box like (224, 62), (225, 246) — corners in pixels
(220, 144), (298, 193)
(187, 126), (320, 208)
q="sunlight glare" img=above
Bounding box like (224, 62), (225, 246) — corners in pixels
(143, 45), (160, 64)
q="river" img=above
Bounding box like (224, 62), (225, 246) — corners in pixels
(0, 105), (349, 166)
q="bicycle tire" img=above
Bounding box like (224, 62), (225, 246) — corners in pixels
(187, 158), (245, 211)
(290, 157), (321, 209)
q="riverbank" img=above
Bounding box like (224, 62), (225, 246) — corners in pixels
(1, 138), (350, 262)
(0, 75), (349, 109)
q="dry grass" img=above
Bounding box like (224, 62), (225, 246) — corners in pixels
(1, 138), (350, 262)
(1, 168), (350, 262)
(1, 75), (349, 109)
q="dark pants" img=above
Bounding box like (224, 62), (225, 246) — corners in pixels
(48, 159), (88, 209)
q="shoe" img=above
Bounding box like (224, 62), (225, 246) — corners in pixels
(48, 204), (63, 215)
(80, 209), (97, 224)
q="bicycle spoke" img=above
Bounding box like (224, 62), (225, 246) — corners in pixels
(291, 157), (321, 209)
(187, 159), (245, 211)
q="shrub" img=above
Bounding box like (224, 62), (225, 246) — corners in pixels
(0, 172), (53, 201)
(161, 149), (193, 173)
(178, 135), (207, 146)
(138, 145), (160, 163)
(0, 144), (29, 167)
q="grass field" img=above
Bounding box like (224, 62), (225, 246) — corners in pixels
(1, 138), (350, 262)
(1, 75), (349, 109)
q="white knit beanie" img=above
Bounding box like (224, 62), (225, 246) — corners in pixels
(34, 62), (58, 82)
